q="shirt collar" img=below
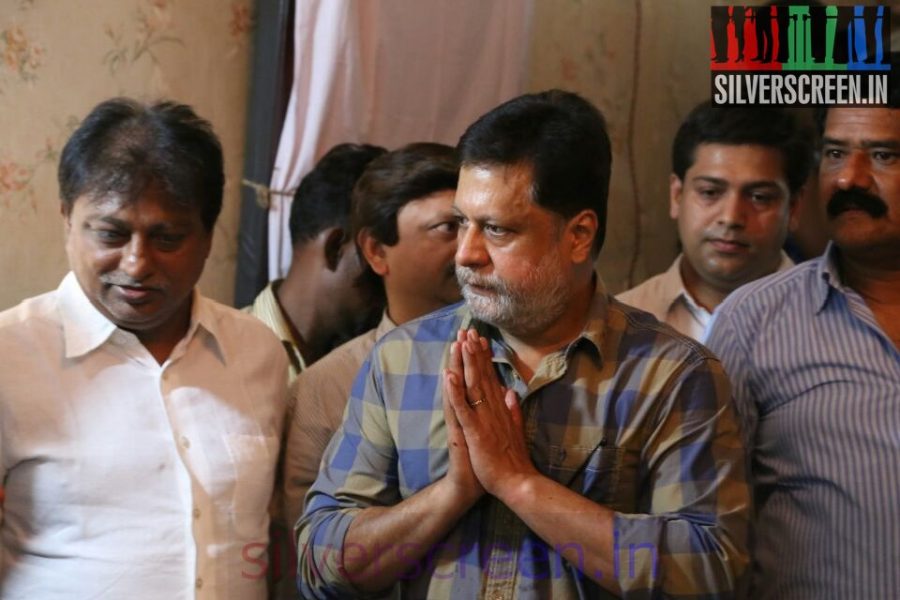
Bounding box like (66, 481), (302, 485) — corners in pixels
(249, 280), (305, 368)
(667, 251), (793, 317)
(57, 271), (223, 362)
(375, 311), (397, 340)
(190, 291), (229, 364)
(58, 272), (118, 359)
(813, 241), (846, 313)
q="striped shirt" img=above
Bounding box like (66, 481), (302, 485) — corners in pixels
(705, 243), (900, 599)
(296, 276), (749, 599)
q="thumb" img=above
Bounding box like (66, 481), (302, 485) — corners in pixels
(504, 389), (523, 429)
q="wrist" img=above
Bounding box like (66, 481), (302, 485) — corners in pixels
(490, 469), (542, 509)
(435, 476), (482, 514)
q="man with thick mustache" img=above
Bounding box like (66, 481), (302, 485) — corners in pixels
(706, 87), (900, 596)
(296, 90), (749, 598)
(619, 101), (812, 340)
(0, 98), (288, 599)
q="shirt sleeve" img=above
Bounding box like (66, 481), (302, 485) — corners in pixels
(282, 371), (350, 531)
(705, 305), (759, 449)
(294, 354), (400, 599)
(612, 353), (751, 598)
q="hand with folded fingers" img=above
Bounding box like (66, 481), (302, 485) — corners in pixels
(441, 329), (485, 507)
(445, 328), (539, 498)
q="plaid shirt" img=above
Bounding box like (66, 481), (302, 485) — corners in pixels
(296, 277), (749, 599)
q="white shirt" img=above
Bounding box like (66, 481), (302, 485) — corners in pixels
(617, 252), (793, 340)
(0, 273), (288, 600)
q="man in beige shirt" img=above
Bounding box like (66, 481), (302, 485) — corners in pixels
(618, 102), (812, 340)
(244, 143), (386, 382)
(283, 142), (462, 530)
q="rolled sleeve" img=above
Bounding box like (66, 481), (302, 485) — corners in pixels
(295, 356), (401, 599)
(613, 355), (750, 597)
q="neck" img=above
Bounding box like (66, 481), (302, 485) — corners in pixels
(135, 298), (193, 365)
(384, 289), (444, 326)
(500, 275), (595, 382)
(679, 259), (730, 312)
(839, 251), (900, 305)
(276, 261), (330, 365)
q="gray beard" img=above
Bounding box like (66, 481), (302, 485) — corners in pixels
(456, 252), (571, 337)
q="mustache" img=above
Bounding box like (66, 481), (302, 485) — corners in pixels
(826, 189), (888, 219)
(704, 232), (749, 245)
(456, 266), (497, 289)
(100, 274), (157, 289)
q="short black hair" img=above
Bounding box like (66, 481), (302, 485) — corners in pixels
(816, 51), (900, 134)
(672, 101), (813, 194)
(457, 89), (612, 255)
(58, 97), (225, 231)
(351, 142), (459, 301)
(289, 143), (386, 246)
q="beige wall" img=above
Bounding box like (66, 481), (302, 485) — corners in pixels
(0, 0), (253, 310)
(528, 0), (715, 293)
(3, 0), (822, 307)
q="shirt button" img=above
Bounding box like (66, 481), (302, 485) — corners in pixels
(180, 436), (191, 449)
(196, 577), (203, 589)
(193, 508), (201, 519)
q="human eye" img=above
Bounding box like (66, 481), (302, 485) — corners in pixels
(871, 149), (899, 165)
(822, 147), (845, 161)
(696, 187), (721, 201)
(431, 220), (458, 235)
(94, 228), (127, 245)
(154, 232), (186, 251)
(750, 191), (777, 207)
(484, 223), (510, 237)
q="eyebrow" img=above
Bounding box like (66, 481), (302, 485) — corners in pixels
(822, 136), (900, 150)
(691, 176), (784, 191)
(690, 176), (728, 186)
(93, 216), (191, 231)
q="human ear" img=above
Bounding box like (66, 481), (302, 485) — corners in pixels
(566, 209), (598, 264)
(357, 228), (388, 276)
(323, 227), (346, 271)
(669, 173), (684, 220)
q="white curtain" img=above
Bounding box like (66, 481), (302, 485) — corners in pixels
(266, 0), (534, 279)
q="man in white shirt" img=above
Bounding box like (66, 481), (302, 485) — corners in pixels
(0, 98), (288, 599)
(282, 142), (461, 532)
(618, 102), (812, 339)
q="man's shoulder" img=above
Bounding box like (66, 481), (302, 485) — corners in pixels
(609, 295), (717, 364)
(200, 295), (285, 351)
(616, 257), (683, 323)
(377, 302), (466, 349)
(297, 327), (379, 384)
(617, 270), (671, 310)
(0, 289), (61, 338)
(717, 259), (820, 322)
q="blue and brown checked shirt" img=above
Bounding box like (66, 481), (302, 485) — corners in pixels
(706, 243), (900, 599)
(296, 276), (749, 599)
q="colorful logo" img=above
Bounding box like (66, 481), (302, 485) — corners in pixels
(710, 6), (892, 105)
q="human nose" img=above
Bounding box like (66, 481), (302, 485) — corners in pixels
(717, 191), (747, 229)
(835, 151), (873, 191)
(455, 224), (489, 269)
(120, 235), (153, 280)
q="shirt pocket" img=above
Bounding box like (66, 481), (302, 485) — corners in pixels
(225, 433), (279, 538)
(548, 444), (624, 508)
